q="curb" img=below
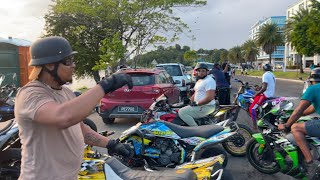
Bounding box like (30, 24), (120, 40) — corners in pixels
(240, 75), (305, 84)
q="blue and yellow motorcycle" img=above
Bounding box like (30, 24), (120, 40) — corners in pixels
(114, 119), (240, 171)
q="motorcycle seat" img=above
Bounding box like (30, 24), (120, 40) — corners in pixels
(266, 97), (279, 100)
(0, 120), (14, 135)
(105, 157), (197, 180)
(163, 121), (224, 138)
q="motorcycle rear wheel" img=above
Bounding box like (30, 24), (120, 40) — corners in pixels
(246, 138), (280, 174)
(222, 124), (252, 157)
(0, 148), (21, 179)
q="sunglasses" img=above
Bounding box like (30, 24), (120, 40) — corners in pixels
(60, 56), (74, 66)
(197, 69), (208, 73)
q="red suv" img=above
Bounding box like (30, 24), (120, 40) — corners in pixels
(97, 68), (180, 124)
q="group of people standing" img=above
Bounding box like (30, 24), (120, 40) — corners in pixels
(179, 62), (276, 130)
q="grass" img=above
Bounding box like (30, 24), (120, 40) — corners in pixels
(236, 70), (309, 80)
(76, 86), (89, 93)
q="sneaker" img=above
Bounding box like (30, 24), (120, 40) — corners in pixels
(304, 161), (320, 180)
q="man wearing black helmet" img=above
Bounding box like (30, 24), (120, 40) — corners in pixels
(249, 63), (276, 129)
(279, 67), (320, 179)
(15, 36), (133, 180)
(178, 63), (216, 126)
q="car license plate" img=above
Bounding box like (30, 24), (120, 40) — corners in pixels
(118, 106), (138, 113)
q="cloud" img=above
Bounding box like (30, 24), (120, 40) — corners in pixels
(174, 0), (296, 49)
(0, 0), (297, 49)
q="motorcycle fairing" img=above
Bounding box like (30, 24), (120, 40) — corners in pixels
(140, 121), (180, 139)
(193, 130), (236, 152)
(180, 137), (205, 146)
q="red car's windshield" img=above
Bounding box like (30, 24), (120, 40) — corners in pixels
(130, 74), (155, 86)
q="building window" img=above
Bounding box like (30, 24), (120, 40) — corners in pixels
(287, 10), (290, 18)
(299, 3), (304, 9)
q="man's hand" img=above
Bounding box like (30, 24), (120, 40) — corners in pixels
(278, 123), (290, 132)
(99, 73), (133, 94)
(106, 139), (131, 157)
(278, 124), (286, 131)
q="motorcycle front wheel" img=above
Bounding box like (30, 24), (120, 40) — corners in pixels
(246, 138), (280, 174)
(222, 124), (252, 157)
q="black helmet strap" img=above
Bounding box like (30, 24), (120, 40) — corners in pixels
(42, 63), (66, 86)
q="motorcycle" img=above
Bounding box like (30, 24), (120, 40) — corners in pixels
(0, 73), (17, 122)
(232, 78), (297, 127)
(246, 99), (320, 179)
(0, 119), (21, 179)
(79, 132), (233, 180)
(141, 94), (253, 157)
(114, 117), (241, 173)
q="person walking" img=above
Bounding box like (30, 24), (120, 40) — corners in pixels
(15, 36), (133, 180)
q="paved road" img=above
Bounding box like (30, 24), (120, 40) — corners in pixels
(88, 75), (305, 180)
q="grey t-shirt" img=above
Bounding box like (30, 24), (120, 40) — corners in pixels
(15, 80), (84, 180)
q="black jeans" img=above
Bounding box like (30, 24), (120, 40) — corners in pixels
(216, 87), (231, 105)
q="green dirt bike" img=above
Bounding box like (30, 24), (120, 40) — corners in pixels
(246, 99), (320, 180)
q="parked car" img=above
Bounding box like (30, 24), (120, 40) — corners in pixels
(192, 62), (214, 82)
(97, 68), (180, 124)
(156, 63), (191, 98)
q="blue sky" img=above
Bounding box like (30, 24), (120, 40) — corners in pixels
(0, 0), (296, 50)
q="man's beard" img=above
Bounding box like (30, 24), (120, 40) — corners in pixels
(196, 75), (207, 80)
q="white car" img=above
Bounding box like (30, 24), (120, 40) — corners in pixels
(156, 63), (191, 98)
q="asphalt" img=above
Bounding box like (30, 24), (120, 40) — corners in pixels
(86, 75), (306, 180)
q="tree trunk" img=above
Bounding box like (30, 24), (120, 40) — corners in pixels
(269, 54), (272, 64)
(299, 55), (304, 74)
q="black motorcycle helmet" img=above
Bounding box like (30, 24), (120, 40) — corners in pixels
(263, 64), (272, 71)
(30, 36), (77, 66)
(195, 63), (209, 71)
(309, 67), (320, 82)
(29, 36), (77, 85)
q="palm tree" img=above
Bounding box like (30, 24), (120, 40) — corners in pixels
(228, 46), (243, 64)
(285, 8), (311, 73)
(256, 23), (284, 65)
(242, 39), (259, 66)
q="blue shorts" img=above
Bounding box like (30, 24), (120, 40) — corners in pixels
(305, 120), (320, 137)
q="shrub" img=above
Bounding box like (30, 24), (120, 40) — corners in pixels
(286, 65), (298, 69)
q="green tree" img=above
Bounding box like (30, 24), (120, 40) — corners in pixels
(220, 49), (229, 62)
(256, 23), (284, 65)
(228, 46), (243, 64)
(286, 0), (320, 73)
(241, 39), (259, 66)
(184, 50), (197, 65)
(44, 0), (206, 81)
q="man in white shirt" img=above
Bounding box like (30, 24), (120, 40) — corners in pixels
(179, 63), (216, 126)
(249, 63), (276, 129)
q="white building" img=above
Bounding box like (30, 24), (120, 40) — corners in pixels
(284, 0), (320, 69)
(250, 16), (286, 68)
